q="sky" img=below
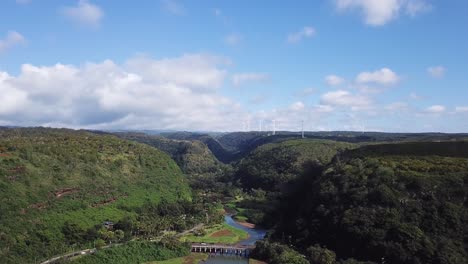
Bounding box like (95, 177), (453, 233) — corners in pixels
(1, 0), (468, 132)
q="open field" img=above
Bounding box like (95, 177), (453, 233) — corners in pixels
(180, 223), (249, 244)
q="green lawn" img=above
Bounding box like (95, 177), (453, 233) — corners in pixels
(180, 223), (248, 244)
(147, 253), (208, 264)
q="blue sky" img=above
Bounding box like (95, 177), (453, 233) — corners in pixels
(1, 0), (467, 132)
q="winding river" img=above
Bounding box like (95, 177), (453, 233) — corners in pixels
(199, 215), (267, 264)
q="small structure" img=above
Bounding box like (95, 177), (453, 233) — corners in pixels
(191, 243), (254, 258)
(103, 221), (114, 230)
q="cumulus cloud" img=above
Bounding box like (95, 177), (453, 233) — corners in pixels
(335, 0), (432, 26)
(427, 66), (446, 78)
(289, 101), (305, 111)
(320, 90), (372, 109)
(61, 0), (103, 28)
(232, 73), (270, 86)
(356, 68), (400, 85)
(0, 54), (248, 131)
(287, 26), (316, 43)
(0, 31), (26, 53)
(425, 105), (446, 113)
(325, 75), (345, 86)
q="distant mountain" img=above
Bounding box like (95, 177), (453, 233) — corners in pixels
(159, 131), (468, 164)
(0, 127), (191, 263)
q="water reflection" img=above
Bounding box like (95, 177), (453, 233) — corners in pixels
(198, 215), (266, 263)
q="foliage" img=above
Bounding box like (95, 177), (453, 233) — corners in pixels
(148, 253), (208, 264)
(71, 241), (190, 264)
(270, 142), (468, 264)
(235, 139), (355, 191)
(251, 240), (309, 264)
(0, 127), (191, 263)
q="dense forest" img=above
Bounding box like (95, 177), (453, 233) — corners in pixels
(235, 139), (356, 191)
(2, 128), (467, 264)
(0, 128), (199, 263)
(256, 142), (468, 264)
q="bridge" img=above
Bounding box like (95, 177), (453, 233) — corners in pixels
(191, 243), (254, 257)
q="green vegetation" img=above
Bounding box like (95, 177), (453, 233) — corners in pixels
(71, 241), (190, 264)
(235, 139), (355, 191)
(180, 223), (249, 244)
(148, 253), (208, 264)
(267, 142), (468, 264)
(0, 128), (192, 263)
(117, 133), (224, 177)
(252, 241), (309, 264)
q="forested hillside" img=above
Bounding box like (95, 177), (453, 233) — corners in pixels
(0, 128), (192, 263)
(235, 139), (356, 191)
(264, 142), (468, 264)
(116, 133), (223, 176)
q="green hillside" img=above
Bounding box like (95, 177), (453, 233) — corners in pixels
(116, 133), (223, 176)
(268, 142), (468, 264)
(0, 128), (191, 263)
(235, 139), (356, 191)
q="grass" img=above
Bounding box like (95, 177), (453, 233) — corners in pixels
(249, 259), (268, 264)
(180, 223), (249, 244)
(148, 253), (208, 264)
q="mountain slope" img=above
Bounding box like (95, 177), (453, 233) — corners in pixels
(271, 141), (468, 264)
(116, 132), (223, 176)
(0, 128), (191, 263)
(235, 139), (356, 191)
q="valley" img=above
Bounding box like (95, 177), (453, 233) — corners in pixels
(0, 127), (467, 264)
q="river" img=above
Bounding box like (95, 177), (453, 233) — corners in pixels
(199, 215), (267, 264)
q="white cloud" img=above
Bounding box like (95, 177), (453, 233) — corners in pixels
(61, 0), (103, 28)
(289, 101), (305, 111)
(287, 26), (316, 43)
(320, 90), (371, 108)
(224, 33), (243, 46)
(232, 73), (270, 86)
(161, 0), (185, 15)
(427, 66), (446, 78)
(0, 31), (26, 53)
(356, 68), (400, 85)
(325, 75), (345, 86)
(0, 54), (249, 131)
(455, 106), (468, 113)
(335, 0), (432, 26)
(425, 105), (446, 113)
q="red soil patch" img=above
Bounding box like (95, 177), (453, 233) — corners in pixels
(0, 153), (11, 157)
(210, 229), (234, 238)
